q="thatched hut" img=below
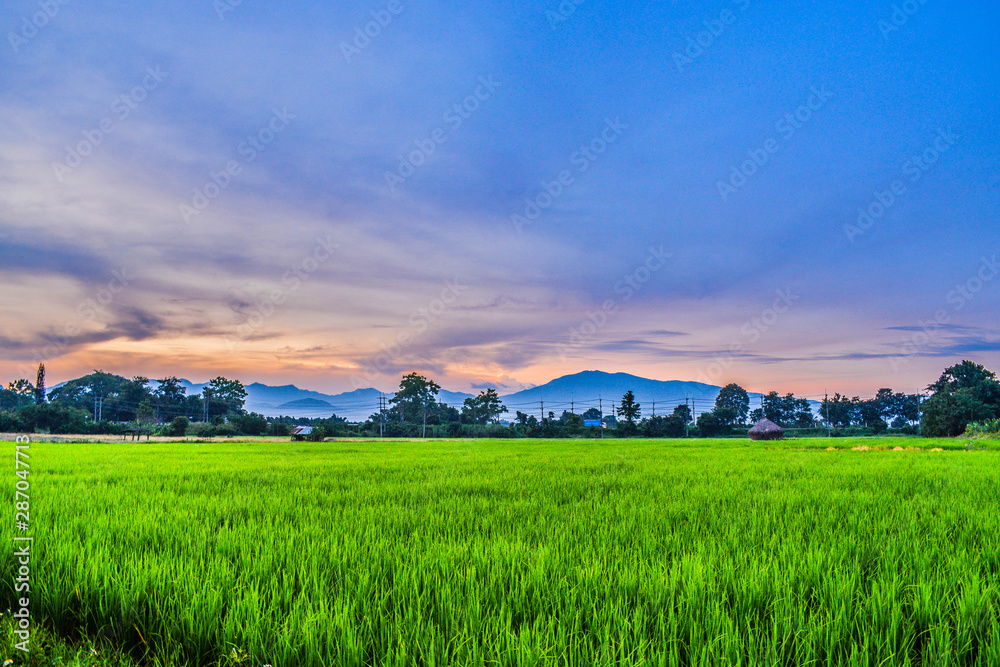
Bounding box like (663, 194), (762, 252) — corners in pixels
(748, 418), (784, 440)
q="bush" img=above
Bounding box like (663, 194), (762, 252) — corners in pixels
(0, 411), (21, 432)
(17, 404), (90, 434)
(232, 412), (268, 436)
(165, 416), (190, 437)
(695, 411), (729, 437)
(191, 422), (217, 438)
(966, 419), (1000, 436)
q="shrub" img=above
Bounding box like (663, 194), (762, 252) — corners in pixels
(966, 419), (1000, 436)
(166, 416), (190, 437)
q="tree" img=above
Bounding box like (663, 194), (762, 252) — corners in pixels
(207, 377), (247, 415)
(762, 391), (813, 427)
(922, 361), (1000, 437)
(643, 415), (685, 437)
(7, 379), (34, 408)
(390, 372), (440, 433)
(233, 412), (269, 436)
(820, 393), (854, 427)
(153, 377), (187, 419)
(616, 390), (641, 424)
(671, 403), (692, 424)
(714, 383), (749, 426)
(462, 388), (507, 424)
(136, 399), (156, 428)
(34, 363), (46, 404)
(166, 416), (189, 437)
(581, 407), (602, 421)
(696, 410), (728, 437)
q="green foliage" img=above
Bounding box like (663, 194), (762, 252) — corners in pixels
(206, 376), (248, 416)
(762, 391), (814, 427)
(922, 361), (1000, 437)
(966, 419), (1000, 436)
(461, 388), (507, 424)
(389, 372), (440, 423)
(232, 412), (268, 436)
(616, 390), (641, 424)
(642, 414), (685, 437)
(696, 410), (729, 437)
(165, 416), (190, 437)
(715, 383), (749, 426)
(16, 403), (91, 433)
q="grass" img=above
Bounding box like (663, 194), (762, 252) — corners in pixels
(1, 436), (998, 666)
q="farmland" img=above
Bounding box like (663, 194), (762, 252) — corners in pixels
(2, 437), (999, 666)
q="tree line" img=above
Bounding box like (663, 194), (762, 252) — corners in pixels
(2, 361), (998, 439)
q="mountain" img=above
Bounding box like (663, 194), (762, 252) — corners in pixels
(496, 371), (727, 418)
(136, 371), (814, 423)
(276, 398), (333, 410)
(147, 380), (474, 422)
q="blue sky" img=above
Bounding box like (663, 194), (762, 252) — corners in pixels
(0, 0), (997, 396)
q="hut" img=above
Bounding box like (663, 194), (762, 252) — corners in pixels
(290, 425), (313, 441)
(748, 418), (784, 441)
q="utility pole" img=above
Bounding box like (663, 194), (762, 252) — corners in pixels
(570, 401), (574, 415)
(652, 401), (656, 418)
(379, 393), (385, 438)
(685, 397), (690, 437)
(540, 399), (544, 424)
(422, 401), (427, 439)
(599, 397), (604, 439)
(825, 390), (831, 437)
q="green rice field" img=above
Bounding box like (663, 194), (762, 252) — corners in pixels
(2, 437), (999, 666)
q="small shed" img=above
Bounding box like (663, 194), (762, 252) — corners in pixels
(749, 418), (784, 440)
(290, 425), (313, 441)
(583, 419), (604, 428)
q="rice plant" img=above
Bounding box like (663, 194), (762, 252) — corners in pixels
(1, 437), (998, 666)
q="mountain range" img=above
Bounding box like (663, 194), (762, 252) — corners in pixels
(154, 371), (768, 423)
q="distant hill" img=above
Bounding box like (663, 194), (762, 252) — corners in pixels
(497, 370), (728, 417)
(276, 398), (333, 410)
(131, 371), (818, 423)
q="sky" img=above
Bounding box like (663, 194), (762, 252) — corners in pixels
(0, 0), (998, 398)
